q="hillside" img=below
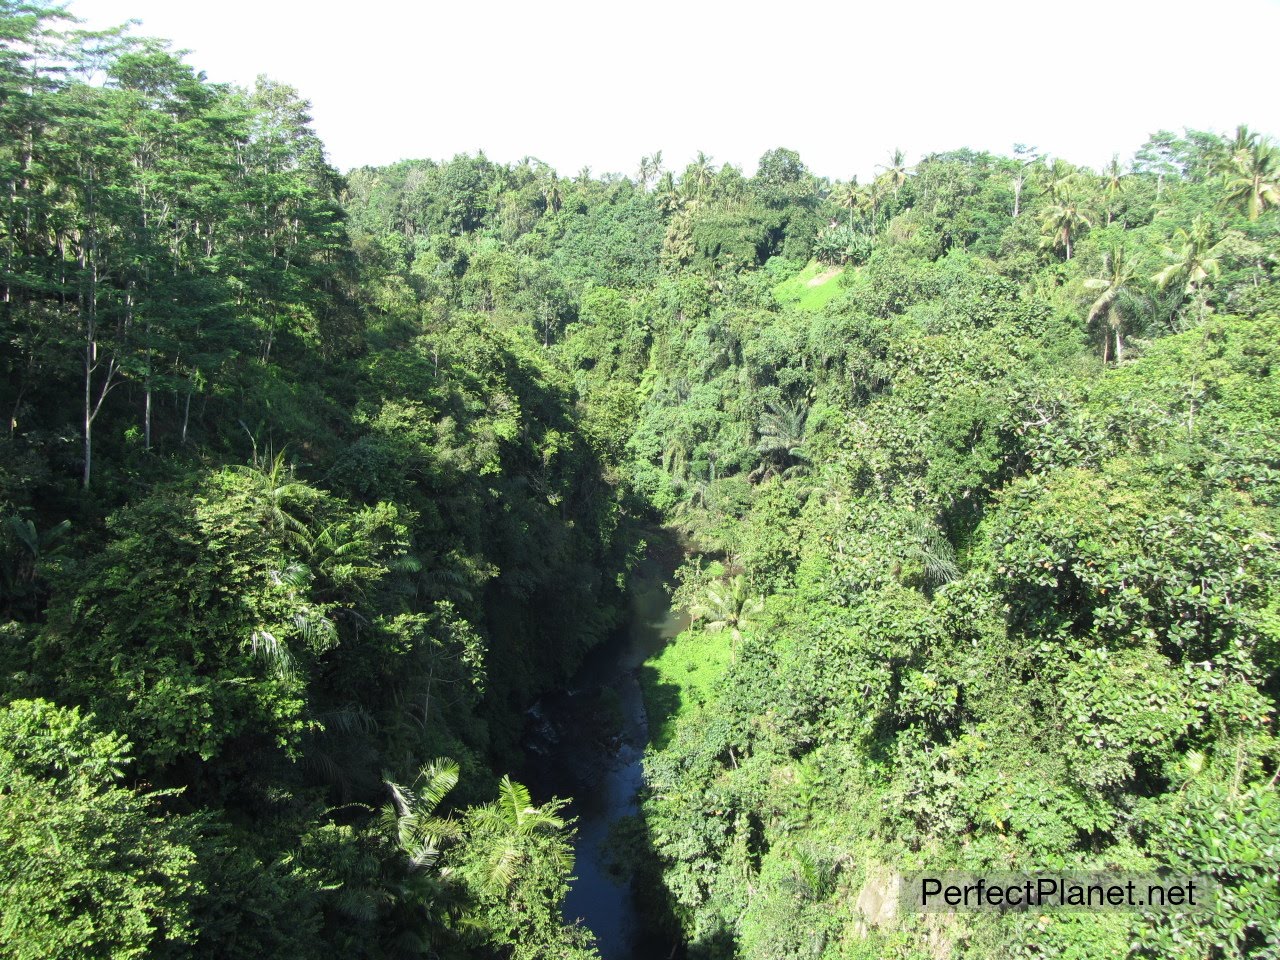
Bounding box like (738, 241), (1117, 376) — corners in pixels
(1, 6), (1279, 958)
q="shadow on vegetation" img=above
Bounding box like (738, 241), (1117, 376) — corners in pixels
(520, 528), (691, 958)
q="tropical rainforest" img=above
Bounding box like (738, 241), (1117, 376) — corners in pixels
(1, 5), (1279, 959)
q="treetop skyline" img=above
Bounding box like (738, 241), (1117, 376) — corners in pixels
(69, 0), (1280, 181)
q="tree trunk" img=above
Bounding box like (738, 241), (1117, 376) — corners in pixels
(82, 216), (96, 489)
(83, 337), (93, 488)
(182, 381), (193, 444)
(137, 294), (151, 450)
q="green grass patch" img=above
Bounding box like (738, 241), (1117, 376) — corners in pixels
(640, 626), (733, 750)
(772, 260), (845, 312)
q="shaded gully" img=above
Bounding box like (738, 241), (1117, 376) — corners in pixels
(522, 536), (689, 959)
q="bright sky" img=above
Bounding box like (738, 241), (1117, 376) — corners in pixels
(68, 0), (1280, 181)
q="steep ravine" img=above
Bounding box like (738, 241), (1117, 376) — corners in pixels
(522, 534), (689, 959)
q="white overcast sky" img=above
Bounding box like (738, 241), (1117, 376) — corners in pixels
(67, 0), (1280, 181)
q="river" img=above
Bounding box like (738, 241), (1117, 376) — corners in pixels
(522, 535), (688, 959)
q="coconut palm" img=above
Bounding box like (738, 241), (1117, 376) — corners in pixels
(1102, 155), (1128, 226)
(1230, 124), (1259, 158)
(1039, 197), (1092, 260)
(654, 170), (681, 215)
(231, 450), (315, 547)
(1153, 216), (1226, 321)
(1083, 245), (1141, 363)
(830, 178), (862, 228)
(690, 574), (765, 661)
(683, 151), (716, 200)
(636, 151), (663, 191)
(469, 775), (571, 894)
(1041, 157), (1077, 203)
(1225, 138), (1280, 221)
(877, 148), (909, 197)
(1196, 126), (1250, 180)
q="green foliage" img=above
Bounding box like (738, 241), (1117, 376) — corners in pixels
(0, 699), (199, 959)
(628, 137), (1280, 958)
(1, 9), (1278, 957)
(813, 225), (874, 267)
(773, 260), (849, 312)
(1137, 773), (1280, 958)
(453, 777), (596, 958)
(642, 621), (734, 749)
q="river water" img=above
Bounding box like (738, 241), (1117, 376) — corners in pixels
(522, 539), (688, 959)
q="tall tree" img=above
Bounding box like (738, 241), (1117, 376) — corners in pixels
(1101, 154), (1128, 226)
(1040, 196), (1091, 260)
(1010, 143), (1039, 218)
(682, 150), (715, 201)
(1153, 215), (1226, 322)
(829, 178), (864, 228)
(1084, 244), (1141, 363)
(1225, 136), (1280, 221)
(636, 150), (663, 192)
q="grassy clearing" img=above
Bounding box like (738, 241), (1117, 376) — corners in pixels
(772, 259), (845, 312)
(640, 626), (733, 750)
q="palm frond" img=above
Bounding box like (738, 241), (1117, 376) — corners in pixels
(249, 629), (296, 680)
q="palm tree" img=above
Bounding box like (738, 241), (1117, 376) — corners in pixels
(1230, 124), (1258, 158)
(1225, 138), (1280, 221)
(683, 151), (715, 200)
(381, 758), (462, 871)
(232, 450), (315, 547)
(541, 174), (563, 215)
(674, 476), (712, 517)
(654, 170), (681, 215)
(636, 151), (663, 191)
(1, 516), (70, 616)
(1153, 216), (1226, 323)
(1039, 197), (1092, 260)
(1198, 125), (1251, 180)
(755, 399), (809, 478)
(1102, 155), (1128, 226)
(1042, 157), (1077, 203)
(377, 759), (466, 952)
(1083, 244), (1140, 363)
(905, 513), (960, 591)
(690, 575), (765, 661)
(877, 148), (909, 197)
(830, 179), (861, 228)
(470, 776), (571, 894)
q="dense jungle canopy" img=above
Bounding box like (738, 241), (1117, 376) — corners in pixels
(1, 5), (1279, 958)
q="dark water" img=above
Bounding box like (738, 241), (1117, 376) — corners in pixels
(522, 543), (688, 959)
